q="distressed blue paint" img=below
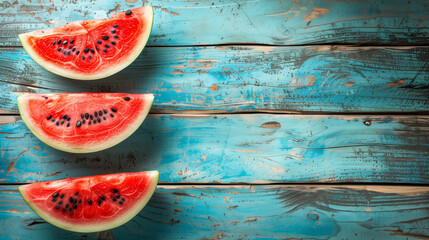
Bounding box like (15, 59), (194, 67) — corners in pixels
(0, 0), (428, 46)
(0, 46), (428, 113)
(0, 185), (428, 239)
(0, 115), (428, 184)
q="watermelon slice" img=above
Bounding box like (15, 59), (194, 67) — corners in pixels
(18, 6), (153, 80)
(18, 171), (159, 233)
(17, 93), (154, 153)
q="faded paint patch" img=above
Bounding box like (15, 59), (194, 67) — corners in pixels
(344, 81), (355, 87)
(252, 46), (276, 54)
(162, 8), (180, 16)
(107, 3), (121, 15)
(304, 6), (329, 22)
(171, 70), (184, 76)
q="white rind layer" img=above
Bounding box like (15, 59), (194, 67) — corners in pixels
(18, 6), (153, 80)
(17, 93), (154, 153)
(18, 171), (159, 233)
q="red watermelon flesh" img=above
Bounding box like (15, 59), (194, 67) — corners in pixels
(18, 6), (153, 80)
(18, 171), (159, 233)
(17, 93), (154, 153)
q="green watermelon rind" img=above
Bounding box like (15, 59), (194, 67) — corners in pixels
(17, 93), (154, 153)
(18, 170), (159, 233)
(18, 6), (154, 80)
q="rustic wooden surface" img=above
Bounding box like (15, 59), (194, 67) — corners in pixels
(1, 46), (428, 113)
(1, 185), (429, 240)
(1, 114), (429, 184)
(1, 0), (428, 46)
(1, 0), (429, 239)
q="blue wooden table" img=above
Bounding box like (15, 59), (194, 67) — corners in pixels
(1, 0), (429, 239)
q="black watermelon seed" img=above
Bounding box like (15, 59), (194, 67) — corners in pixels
(52, 198), (57, 202)
(79, 199), (82, 204)
(110, 114), (114, 118)
(69, 207), (72, 212)
(58, 200), (63, 205)
(94, 111), (98, 117)
(100, 195), (105, 201)
(111, 107), (117, 112)
(66, 123), (70, 127)
(51, 119), (55, 122)
(113, 24), (118, 28)
(89, 55), (92, 60)
(97, 118), (101, 123)
(72, 47), (76, 52)
(67, 116), (71, 121)
(112, 189), (118, 193)
(119, 201), (123, 205)
(88, 199), (92, 205)
(67, 51), (71, 56)
(124, 97), (130, 101)
(65, 203), (69, 208)
(93, 120), (96, 124)
(90, 115), (93, 120)
(99, 111), (103, 116)
(44, 96), (48, 99)
(97, 40), (102, 44)
(103, 49), (107, 53)
(60, 194), (64, 199)
(69, 197), (74, 203)
(115, 193), (120, 198)
(76, 50), (80, 55)
(55, 206), (61, 210)
(102, 35), (109, 40)
(57, 47), (62, 51)
(82, 56), (85, 60)
(111, 30), (116, 34)
(96, 46), (100, 51)
(52, 192), (59, 198)
(103, 117), (106, 120)
(103, 109), (107, 114)
(85, 113), (89, 119)
(75, 192), (79, 196)
(112, 197), (116, 202)
(114, 35), (119, 39)
(57, 39), (61, 44)
(62, 208), (66, 213)
(73, 205), (77, 209)
(84, 48), (89, 53)
(90, 49), (95, 54)
(63, 50), (67, 54)
(89, 121), (92, 125)
(56, 121), (59, 126)
(125, 10), (132, 15)
(76, 121), (81, 127)
(121, 198), (125, 202)
(105, 44), (110, 48)
(111, 41), (116, 46)
(70, 39), (75, 44)
(52, 41), (56, 45)
(97, 200), (102, 206)
(63, 115), (68, 119)
(68, 46), (72, 49)
(63, 40), (68, 45)
(82, 119), (86, 124)
(61, 120), (65, 125)
(81, 114), (84, 119)
(47, 115), (52, 120)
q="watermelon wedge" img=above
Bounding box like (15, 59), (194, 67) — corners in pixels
(17, 93), (154, 153)
(18, 6), (153, 80)
(18, 171), (159, 233)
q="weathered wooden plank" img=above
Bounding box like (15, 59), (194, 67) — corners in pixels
(0, 0), (428, 46)
(0, 185), (428, 239)
(0, 46), (428, 113)
(1, 114), (429, 184)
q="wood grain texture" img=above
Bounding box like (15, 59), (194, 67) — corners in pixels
(0, 0), (428, 46)
(1, 114), (429, 184)
(0, 185), (428, 239)
(0, 46), (428, 113)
